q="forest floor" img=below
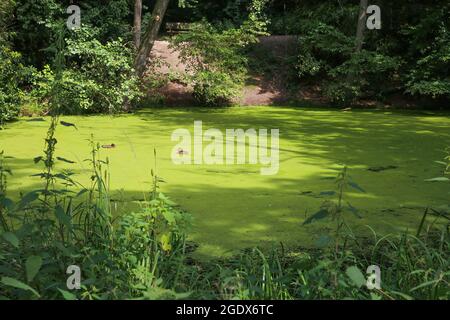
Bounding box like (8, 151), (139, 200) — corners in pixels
(2, 107), (450, 258)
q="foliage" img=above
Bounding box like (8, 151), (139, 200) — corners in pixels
(294, 16), (400, 104)
(32, 28), (142, 114)
(171, 17), (262, 106)
(169, 0), (268, 106)
(0, 134), (192, 299)
(0, 0), (15, 43)
(272, 1), (450, 104)
(170, 23), (250, 106)
(13, 0), (132, 67)
(324, 51), (400, 104)
(405, 25), (450, 98)
(0, 0), (32, 124)
(0, 45), (35, 124)
(215, 228), (449, 300)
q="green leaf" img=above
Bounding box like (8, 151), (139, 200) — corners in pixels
(58, 289), (77, 300)
(345, 266), (366, 288)
(302, 208), (329, 225)
(26, 255), (43, 282)
(33, 156), (43, 164)
(410, 279), (440, 292)
(370, 293), (382, 300)
(160, 233), (172, 252)
(1, 277), (40, 298)
(347, 202), (362, 218)
(17, 192), (39, 210)
(390, 291), (413, 300)
(348, 181), (366, 193)
(162, 210), (176, 224)
(56, 157), (76, 164)
(315, 234), (332, 247)
(76, 189), (88, 197)
(2, 232), (19, 248)
(0, 197), (14, 211)
(55, 205), (72, 229)
(425, 177), (450, 182)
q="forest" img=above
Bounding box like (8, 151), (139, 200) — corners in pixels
(0, 0), (449, 302)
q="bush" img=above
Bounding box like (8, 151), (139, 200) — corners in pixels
(0, 1), (30, 124)
(0, 46), (34, 124)
(294, 18), (400, 104)
(170, 0), (268, 107)
(191, 70), (242, 106)
(290, 1), (450, 104)
(324, 51), (400, 104)
(296, 22), (354, 78)
(32, 28), (142, 114)
(405, 26), (450, 98)
(171, 22), (257, 106)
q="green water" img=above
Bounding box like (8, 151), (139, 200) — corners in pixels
(1, 106), (450, 258)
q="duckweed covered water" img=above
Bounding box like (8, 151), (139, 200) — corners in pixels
(1, 106), (449, 258)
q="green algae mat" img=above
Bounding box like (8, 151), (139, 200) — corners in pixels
(1, 107), (450, 258)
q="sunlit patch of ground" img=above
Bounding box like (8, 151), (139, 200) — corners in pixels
(1, 106), (450, 258)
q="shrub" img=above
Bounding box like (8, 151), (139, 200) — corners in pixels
(0, 46), (34, 124)
(171, 22), (257, 106)
(170, 0), (268, 107)
(405, 26), (450, 98)
(294, 19), (400, 104)
(191, 70), (242, 106)
(324, 51), (400, 104)
(32, 28), (142, 114)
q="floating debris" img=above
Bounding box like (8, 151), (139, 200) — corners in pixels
(368, 165), (398, 172)
(60, 121), (78, 130)
(102, 144), (116, 149)
(177, 148), (189, 155)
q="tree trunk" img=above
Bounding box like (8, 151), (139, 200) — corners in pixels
(133, 0), (142, 50)
(134, 0), (170, 78)
(355, 0), (369, 52)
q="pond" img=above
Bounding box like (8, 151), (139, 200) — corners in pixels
(1, 106), (450, 258)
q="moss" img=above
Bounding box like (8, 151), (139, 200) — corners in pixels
(1, 106), (449, 258)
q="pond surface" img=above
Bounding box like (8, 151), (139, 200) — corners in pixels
(1, 106), (450, 258)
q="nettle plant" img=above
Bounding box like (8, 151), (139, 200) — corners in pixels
(303, 165), (365, 249)
(428, 147), (450, 182)
(422, 147), (450, 230)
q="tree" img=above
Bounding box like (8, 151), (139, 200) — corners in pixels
(355, 0), (368, 52)
(134, 0), (170, 77)
(0, 0), (14, 43)
(133, 0), (142, 50)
